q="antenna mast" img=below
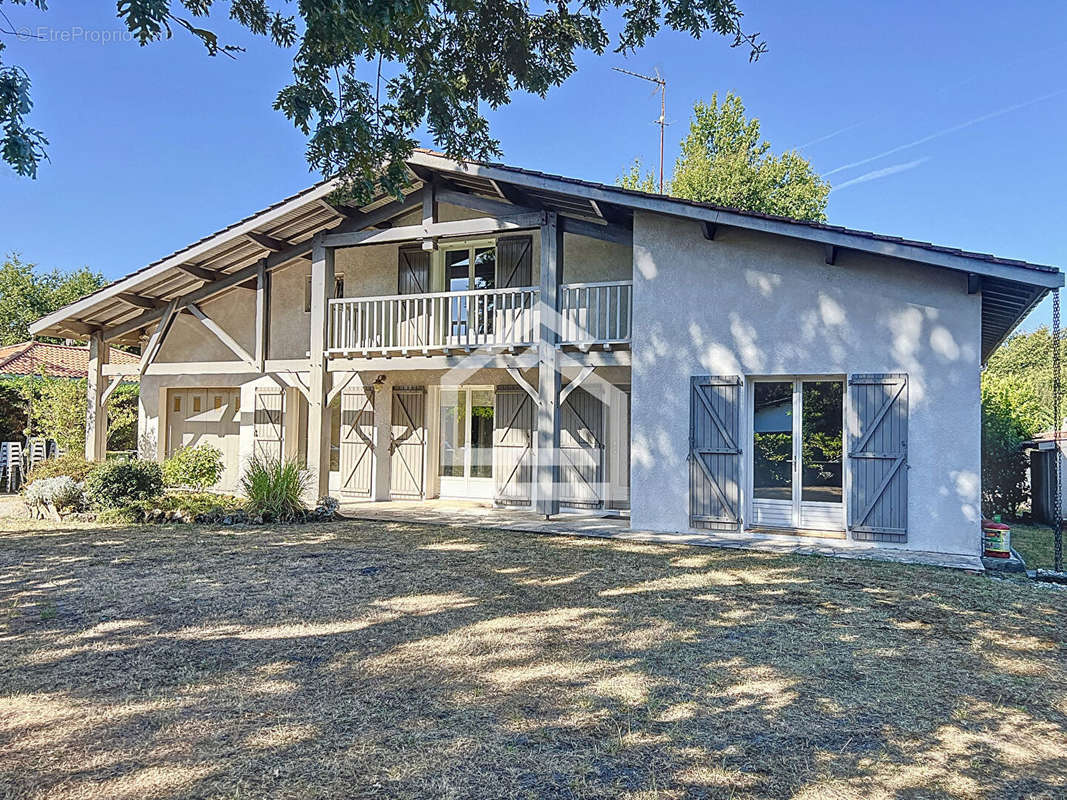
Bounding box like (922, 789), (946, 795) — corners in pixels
(612, 66), (667, 193)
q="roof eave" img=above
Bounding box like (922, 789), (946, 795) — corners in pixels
(405, 151), (1063, 290)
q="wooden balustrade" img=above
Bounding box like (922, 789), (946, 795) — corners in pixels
(559, 280), (633, 346)
(328, 280), (632, 355)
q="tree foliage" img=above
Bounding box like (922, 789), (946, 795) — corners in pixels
(618, 92), (830, 221)
(2, 0), (765, 200)
(982, 326), (1065, 436)
(0, 254), (106, 345)
(0, 375), (138, 453)
(618, 159), (659, 193)
(981, 380), (1032, 518)
(979, 325), (1067, 519)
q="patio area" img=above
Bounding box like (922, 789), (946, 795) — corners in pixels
(339, 500), (986, 571)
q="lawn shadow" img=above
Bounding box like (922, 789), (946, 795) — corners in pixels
(1, 519), (1065, 799)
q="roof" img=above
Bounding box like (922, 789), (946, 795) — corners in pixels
(30, 149), (1062, 361)
(1024, 428), (1067, 449)
(447, 153), (1061, 275)
(0, 341), (139, 379)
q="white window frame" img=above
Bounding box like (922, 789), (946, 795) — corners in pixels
(744, 374), (847, 534)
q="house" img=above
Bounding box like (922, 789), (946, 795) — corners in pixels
(30, 150), (1062, 562)
(0, 340), (138, 378)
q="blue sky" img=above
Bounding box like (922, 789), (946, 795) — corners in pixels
(1, 1), (1065, 331)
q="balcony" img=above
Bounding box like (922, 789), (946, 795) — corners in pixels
(327, 280), (632, 357)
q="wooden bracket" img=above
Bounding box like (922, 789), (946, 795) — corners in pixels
(559, 365), (595, 405)
(327, 372), (358, 405)
(506, 366), (541, 406)
(100, 376), (123, 406)
(187, 303), (256, 368)
(139, 299), (180, 377)
(267, 371), (311, 401)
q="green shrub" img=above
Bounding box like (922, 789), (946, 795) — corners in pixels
(163, 444), (224, 490)
(240, 457), (309, 521)
(85, 458), (164, 510)
(24, 452), (96, 485)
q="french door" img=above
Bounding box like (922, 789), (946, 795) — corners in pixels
(751, 378), (845, 531)
(438, 387), (495, 499)
(444, 244), (496, 342)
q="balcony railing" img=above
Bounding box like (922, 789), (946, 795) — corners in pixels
(559, 280), (633, 347)
(328, 286), (538, 354)
(327, 279), (632, 355)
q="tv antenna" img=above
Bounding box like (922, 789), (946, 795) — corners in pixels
(612, 66), (667, 193)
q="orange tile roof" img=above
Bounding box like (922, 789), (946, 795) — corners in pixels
(0, 341), (138, 379)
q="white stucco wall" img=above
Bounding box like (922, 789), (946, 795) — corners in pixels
(629, 212), (983, 557)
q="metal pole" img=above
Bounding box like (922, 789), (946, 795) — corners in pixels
(1054, 289), (1063, 572)
(611, 66), (667, 193)
(659, 82), (665, 194)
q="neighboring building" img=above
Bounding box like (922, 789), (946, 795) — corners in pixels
(1025, 429), (1066, 524)
(0, 341), (137, 378)
(30, 150), (1062, 562)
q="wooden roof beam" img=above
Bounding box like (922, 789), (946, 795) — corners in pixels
(494, 180), (543, 211)
(245, 231), (292, 252)
(176, 263), (226, 283)
(118, 292), (169, 310)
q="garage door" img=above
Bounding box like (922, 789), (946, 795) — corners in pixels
(166, 388), (242, 491)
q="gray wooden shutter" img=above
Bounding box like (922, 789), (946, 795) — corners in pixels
(689, 376), (741, 531)
(848, 374), (908, 542)
(253, 387), (284, 461)
(496, 236), (533, 288)
(398, 246), (430, 295)
(339, 385), (375, 497)
(559, 386), (605, 509)
(494, 388), (534, 506)
(390, 387), (426, 499)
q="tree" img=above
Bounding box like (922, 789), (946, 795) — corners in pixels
(983, 326), (1065, 436)
(981, 380), (1032, 518)
(618, 159), (659, 193)
(619, 92), (830, 221)
(1, 1), (765, 199)
(0, 254), (106, 345)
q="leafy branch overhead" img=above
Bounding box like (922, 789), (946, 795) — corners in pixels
(0, 0), (764, 198)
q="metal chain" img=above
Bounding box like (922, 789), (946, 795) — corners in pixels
(1054, 289), (1063, 572)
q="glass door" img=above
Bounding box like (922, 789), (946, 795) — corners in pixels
(438, 387), (495, 499)
(444, 244), (496, 344)
(751, 379), (844, 531)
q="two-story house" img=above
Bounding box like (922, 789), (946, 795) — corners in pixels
(31, 150), (1062, 563)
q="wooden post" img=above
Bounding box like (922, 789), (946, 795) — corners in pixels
(85, 332), (109, 461)
(373, 379), (393, 501)
(422, 177), (437, 227)
(306, 234), (334, 498)
(536, 211), (562, 517)
(255, 258), (268, 372)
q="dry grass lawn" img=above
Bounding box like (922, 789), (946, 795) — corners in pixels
(1, 517), (1065, 799)
(1011, 523), (1060, 571)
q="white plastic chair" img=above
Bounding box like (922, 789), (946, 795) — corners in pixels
(26, 437), (47, 471)
(3, 442), (22, 492)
